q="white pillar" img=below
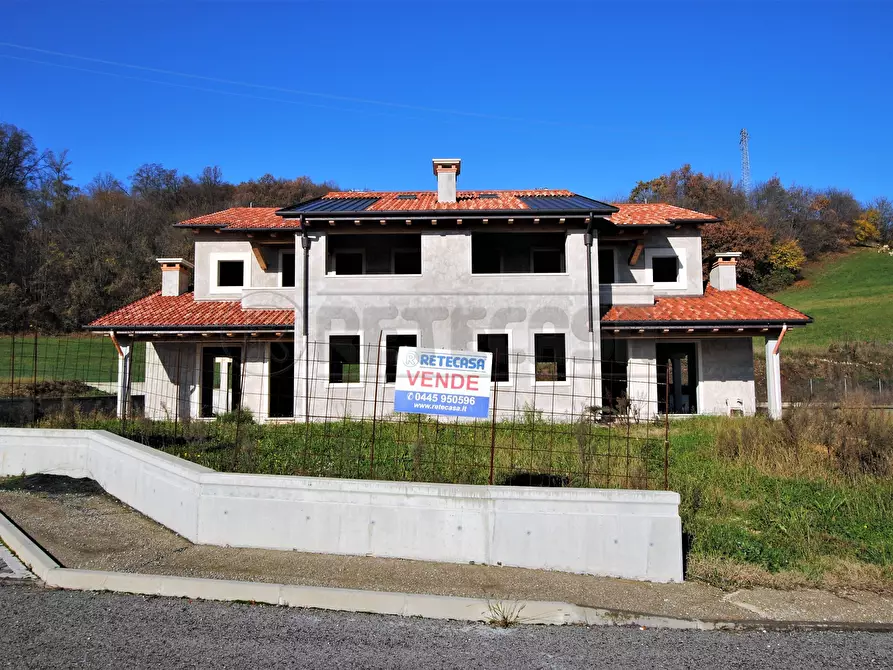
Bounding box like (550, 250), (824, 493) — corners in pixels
(116, 336), (133, 419)
(627, 339), (657, 421)
(765, 335), (782, 420)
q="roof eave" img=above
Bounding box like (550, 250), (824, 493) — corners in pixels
(667, 217), (723, 225)
(281, 209), (615, 221)
(85, 324), (294, 333)
(604, 318), (812, 330)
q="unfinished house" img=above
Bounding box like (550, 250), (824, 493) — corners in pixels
(87, 159), (810, 422)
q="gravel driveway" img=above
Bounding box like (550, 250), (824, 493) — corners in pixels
(1, 582), (891, 669)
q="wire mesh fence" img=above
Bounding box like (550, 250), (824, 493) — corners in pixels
(0, 333), (670, 491)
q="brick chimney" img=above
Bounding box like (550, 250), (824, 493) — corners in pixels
(432, 158), (461, 204)
(157, 258), (193, 297)
(709, 252), (741, 291)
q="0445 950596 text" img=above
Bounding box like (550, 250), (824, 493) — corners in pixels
(406, 392), (477, 405)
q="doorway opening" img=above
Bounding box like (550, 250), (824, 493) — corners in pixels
(201, 346), (242, 418)
(268, 341), (295, 418)
(657, 343), (698, 414)
(600, 338), (629, 410)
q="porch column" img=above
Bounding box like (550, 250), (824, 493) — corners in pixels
(627, 339), (657, 421)
(765, 334), (782, 420)
(113, 334), (134, 419)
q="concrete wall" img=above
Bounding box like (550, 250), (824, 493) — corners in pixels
(144, 342), (197, 421)
(699, 338), (756, 416)
(0, 428), (684, 583)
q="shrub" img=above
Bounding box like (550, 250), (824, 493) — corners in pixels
(214, 408), (255, 425)
(714, 402), (893, 479)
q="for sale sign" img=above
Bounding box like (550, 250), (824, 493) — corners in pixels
(393, 347), (493, 419)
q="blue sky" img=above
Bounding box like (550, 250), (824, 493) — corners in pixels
(2, 1), (890, 202)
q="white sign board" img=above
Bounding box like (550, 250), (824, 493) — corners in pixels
(393, 347), (493, 419)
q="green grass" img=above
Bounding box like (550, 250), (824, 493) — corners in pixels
(670, 419), (893, 586)
(771, 248), (893, 349)
(43, 412), (665, 490)
(0, 336), (145, 385)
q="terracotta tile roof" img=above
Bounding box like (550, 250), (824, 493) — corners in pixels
(607, 203), (721, 226)
(320, 189), (577, 211)
(87, 292), (294, 330)
(176, 201), (720, 230)
(91, 285), (808, 332)
(603, 285), (811, 326)
(177, 207), (291, 229)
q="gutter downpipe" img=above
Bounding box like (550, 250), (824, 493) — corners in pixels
(301, 219), (311, 423)
(584, 215), (596, 407)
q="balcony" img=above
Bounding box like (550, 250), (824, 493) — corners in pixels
(599, 282), (655, 306)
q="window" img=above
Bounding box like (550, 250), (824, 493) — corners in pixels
(598, 248), (615, 284)
(217, 260), (245, 288)
(471, 233), (565, 274)
(326, 234), (421, 275)
(281, 251), (296, 288)
(477, 334), (509, 382)
(392, 249), (422, 274)
(334, 250), (364, 275)
(531, 247), (563, 273)
(652, 255), (679, 283)
(329, 336), (361, 383)
(534, 334), (567, 382)
(385, 334), (417, 383)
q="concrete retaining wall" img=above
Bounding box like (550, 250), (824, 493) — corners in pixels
(0, 428), (683, 582)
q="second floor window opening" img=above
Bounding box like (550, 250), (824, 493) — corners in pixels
(326, 234), (421, 275)
(598, 248), (615, 284)
(281, 251), (296, 287)
(217, 260), (245, 288)
(652, 255), (679, 283)
(471, 232), (566, 274)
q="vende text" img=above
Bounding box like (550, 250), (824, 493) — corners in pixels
(405, 371), (480, 391)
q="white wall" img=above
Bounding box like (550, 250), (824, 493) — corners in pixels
(699, 338), (756, 416)
(0, 428), (683, 583)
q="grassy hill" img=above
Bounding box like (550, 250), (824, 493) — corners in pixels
(771, 248), (893, 349)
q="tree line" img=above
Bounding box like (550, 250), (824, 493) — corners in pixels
(628, 164), (892, 291)
(1, 123), (890, 333)
(0, 123), (336, 332)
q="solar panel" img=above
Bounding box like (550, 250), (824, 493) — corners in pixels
(518, 195), (615, 212)
(283, 197), (380, 213)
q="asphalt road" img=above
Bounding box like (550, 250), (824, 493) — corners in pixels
(1, 582), (891, 669)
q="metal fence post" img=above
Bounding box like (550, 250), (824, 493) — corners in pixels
(31, 332), (38, 425)
(8, 333), (15, 399)
(663, 365), (670, 491)
(488, 381), (499, 486)
(370, 333), (382, 478)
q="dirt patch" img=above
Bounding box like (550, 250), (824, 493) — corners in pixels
(0, 474), (103, 495)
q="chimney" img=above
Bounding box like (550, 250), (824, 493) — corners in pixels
(432, 158), (461, 204)
(709, 252), (741, 291)
(157, 258), (194, 297)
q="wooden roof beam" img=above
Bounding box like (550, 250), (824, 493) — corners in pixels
(629, 240), (645, 266)
(250, 243), (268, 271)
